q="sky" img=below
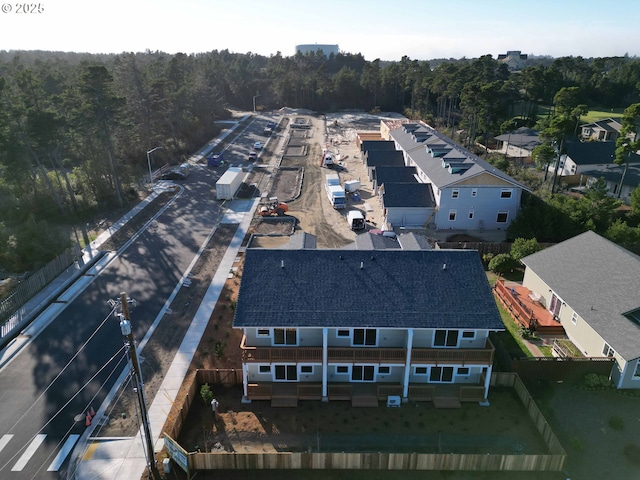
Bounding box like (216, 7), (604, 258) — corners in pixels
(1, 0), (639, 61)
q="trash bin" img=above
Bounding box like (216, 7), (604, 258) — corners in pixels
(163, 457), (171, 473)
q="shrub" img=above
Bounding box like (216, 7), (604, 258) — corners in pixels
(214, 341), (227, 359)
(583, 373), (613, 390)
(623, 444), (640, 465)
(200, 383), (214, 404)
(488, 253), (518, 274)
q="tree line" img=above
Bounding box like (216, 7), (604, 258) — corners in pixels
(1, 48), (640, 272)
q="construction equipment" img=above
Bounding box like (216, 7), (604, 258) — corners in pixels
(259, 197), (289, 216)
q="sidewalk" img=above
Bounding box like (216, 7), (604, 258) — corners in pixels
(73, 197), (258, 479)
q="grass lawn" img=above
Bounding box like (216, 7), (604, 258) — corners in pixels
(580, 108), (624, 123)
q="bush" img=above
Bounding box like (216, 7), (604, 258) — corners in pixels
(200, 383), (214, 404)
(214, 341), (226, 359)
(623, 444), (640, 465)
(582, 373), (613, 390)
(608, 415), (624, 430)
(488, 253), (518, 275)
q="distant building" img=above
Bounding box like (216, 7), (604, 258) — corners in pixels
(295, 44), (339, 57)
(580, 118), (622, 142)
(497, 51), (528, 71)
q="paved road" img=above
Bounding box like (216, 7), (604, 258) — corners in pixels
(0, 114), (275, 479)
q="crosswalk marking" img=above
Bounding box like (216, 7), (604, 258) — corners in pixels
(47, 434), (80, 471)
(11, 434), (47, 471)
(0, 434), (14, 453)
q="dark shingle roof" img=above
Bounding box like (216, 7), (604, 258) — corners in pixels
(365, 149), (405, 167)
(521, 231), (640, 360)
(381, 182), (435, 208)
(564, 141), (616, 166)
(375, 166), (418, 185)
(360, 140), (396, 152)
(234, 249), (503, 330)
(494, 127), (542, 151)
(582, 164), (640, 189)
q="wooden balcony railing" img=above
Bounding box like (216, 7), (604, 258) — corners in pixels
(241, 336), (494, 366)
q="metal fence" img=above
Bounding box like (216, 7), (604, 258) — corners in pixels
(0, 244), (82, 342)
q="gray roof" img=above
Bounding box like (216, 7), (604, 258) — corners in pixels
(582, 164), (640, 189)
(381, 182), (436, 208)
(365, 149), (405, 167)
(347, 232), (402, 250)
(521, 231), (640, 360)
(494, 127), (542, 151)
(580, 118), (622, 133)
(565, 141), (616, 166)
(375, 166), (418, 185)
(389, 123), (526, 190)
(273, 232), (317, 249)
(234, 249), (503, 330)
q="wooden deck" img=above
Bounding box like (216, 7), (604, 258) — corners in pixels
(494, 279), (565, 336)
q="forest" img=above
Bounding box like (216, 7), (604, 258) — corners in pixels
(1, 48), (640, 273)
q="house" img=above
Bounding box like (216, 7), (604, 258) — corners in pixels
(497, 51), (528, 71)
(580, 118), (622, 142)
(494, 127), (542, 159)
(520, 231), (640, 389)
(551, 140), (617, 183)
(382, 121), (527, 232)
(234, 248), (504, 406)
(379, 182), (436, 228)
(580, 161), (640, 205)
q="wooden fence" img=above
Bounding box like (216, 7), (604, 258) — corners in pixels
(163, 370), (566, 474)
(436, 242), (555, 258)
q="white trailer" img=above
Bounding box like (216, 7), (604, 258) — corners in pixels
(216, 167), (244, 200)
(325, 173), (346, 209)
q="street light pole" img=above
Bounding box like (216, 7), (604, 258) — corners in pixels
(117, 292), (159, 479)
(146, 146), (163, 184)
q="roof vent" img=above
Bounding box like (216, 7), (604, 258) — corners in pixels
(442, 263), (447, 270)
(360, 261), (364, 269)
(281, 260), (284, 268)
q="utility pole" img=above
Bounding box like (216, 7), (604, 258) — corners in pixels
(117, 292), (159, 479)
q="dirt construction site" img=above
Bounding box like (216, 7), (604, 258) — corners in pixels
(245, 110), (407, 248)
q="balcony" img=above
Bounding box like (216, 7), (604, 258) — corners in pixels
(241, 336), (495, 366)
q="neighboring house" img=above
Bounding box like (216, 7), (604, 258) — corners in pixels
(551, 140), (618, 183)
(234, 248), (504, 405)
(520, 231), (640, 389)
(362, 149), (405, 182)
(497, 51), (528, 71)
(494, 127), (541, 159)
(373, 165), (418, 193)
(380, 121), (527, 232)
(580, 118), (622, 142)
(379, 182), (437, 227)
(580, 157), (640, 204)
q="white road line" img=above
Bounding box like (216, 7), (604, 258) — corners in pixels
(47, 434), (80, 471)
(11, 434), (46, 471)
(0, 434), (14, 453)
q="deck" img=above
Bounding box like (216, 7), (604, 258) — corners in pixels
(494, 279), (565, 336)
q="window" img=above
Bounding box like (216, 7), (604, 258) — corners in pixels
(634, 362), (640, 379)
(430, 366), (454, 382)
(351, 365), (375, 381)
(274, 328), (297, 345)
(300, 365), (314, 374)
(602, 343), (615, 358)
(353, 328), (376, 346)
(462, 331), (475, 339)
(451, 189), (459, 199)
(496, 211), (508, 223)
(259, 365), (271, 373)
(457, 367), (470, 376)
(500, 189), (512, 199)
(274, 365), (297, 381)
(449, 210), (456, 221)
(257, 329), (270, 337)
(571, 312), (578, 325)
(434, 329), (459, 347)
(336, 329), (350, 337)
(415, 367), (428, 375)
(378, 366), (390, 375)
(336, 366), (349, 374)
(468, 210), (474, 220)
(471, 188), (477, 197)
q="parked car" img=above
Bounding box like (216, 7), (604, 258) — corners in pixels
(160, 163), (189, 180)
(248, 151), (258, 161)
(253, 141), (263, 150)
